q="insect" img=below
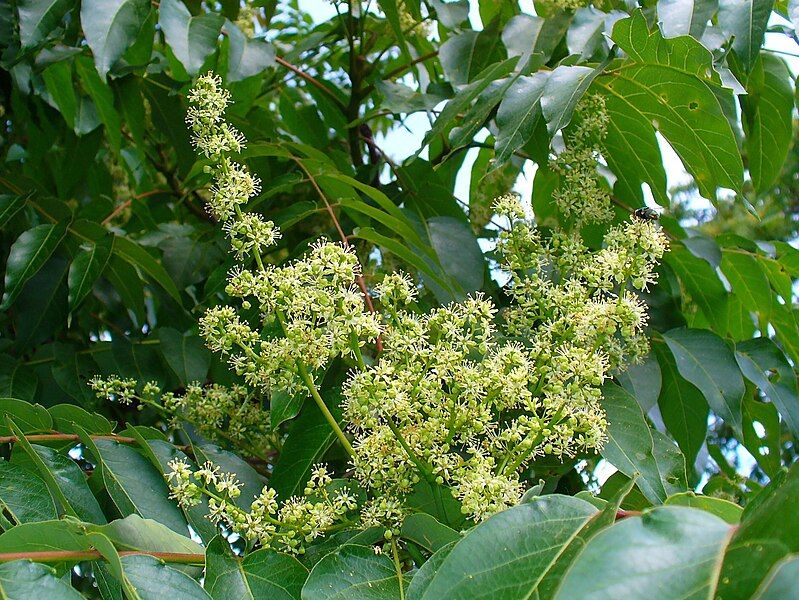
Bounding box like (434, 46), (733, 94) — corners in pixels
(633, 207), (660, 221)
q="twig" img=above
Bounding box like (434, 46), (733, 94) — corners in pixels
(0, 550), (204, 564)
(275, 56), (347, 111)
(101, 189), (169, 225)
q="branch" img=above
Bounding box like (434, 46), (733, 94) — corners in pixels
(0, 550), (205, 564)
(275, 56), (347, 112)
(0, 432), (189, 453)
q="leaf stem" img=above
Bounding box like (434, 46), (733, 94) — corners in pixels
(391, 539), (406, 600)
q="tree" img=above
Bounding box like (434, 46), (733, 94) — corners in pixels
(0, 0), (797, 597)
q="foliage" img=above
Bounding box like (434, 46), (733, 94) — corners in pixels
(0, 0), (798, 598)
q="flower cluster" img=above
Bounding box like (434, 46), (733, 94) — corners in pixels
(550, 94), (614, 226)
(344, 277), (610, 520)
(90, 378), (272, 458)
(496, 195), (668, 371)
(167, 460), (357, 554)
(201, 240), (381, 395)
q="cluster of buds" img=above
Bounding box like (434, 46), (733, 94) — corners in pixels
(90, 378), (272, 459)
(167, 460), (357, 554)
(550, 94), (614, 226)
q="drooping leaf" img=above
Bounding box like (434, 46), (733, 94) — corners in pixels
(67, 235), (113, 312)
(80, 0), (151, 79)
(119, 554), (211, 599)
(735, 337), (799, 437)
(657, 0), (717, 39)
(302, 544), (401, 600)
(554, 507), (731, 599)
(742, 53), (794, 192)
(223, 20), (276, 82)
(157, 328), (212, 387)
(0, 560), (84, 599)
(653, 341), (709, 466)
(82, 436), (188, 534)
(204, 535), (308, 600)
(17, 0), (73, 48)
(407, 495), (597, 599)
(1, 223), (68, 310)
(0, 459), (58, 524)
(662, 327), (745, 433)
(11, 440), (107, 524)
(494, 73), (548, 165)
(717, 0), (774, 73)
(599, 383), (688, 504)
(158, 0), (224, 76)
(717, 463), (799, 598)
(270, 396), (342, 501)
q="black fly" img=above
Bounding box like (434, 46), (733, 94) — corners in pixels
(633, 207), (659, 221)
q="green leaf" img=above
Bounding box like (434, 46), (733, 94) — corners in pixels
(657, 0), (717, 38)
(617, 352), (662, 413)
(426, 216), (485, 300)
(270, 397), (342, 500)
(664, 492), (742, 524)
(653, 341), (708, 466)
(75, 57), (122, 153)
(67, 235), (113, 312)
(735, 337), (799, 437)
(270, 389), (305, 430)
(82, 436), (188, 534)
(99, 514), (203, 555)
(420, 58), (518, 151)
(742, 54), (795, 192)
(494, 73), (547, 164)
(721, 250), (772, 321)
(438, 22), (506, 86)
(1, 224), (68, 310)
(0, 398), (52, 434)
(80, 0), (150, 79)
(145, 440), (218, 544)
(119, 555), (210, 599)
(664, 245), (729, 331)
(11, 441), (107, 524)
(0, 194), (28, 228)
(0, 560), (83, 599)
(554, 507), (731, 599)
(157, 328), (212, 386)
(717, 0), (774, 73)
(204, 535), (308, 600)
(404, 541), (456, 599)
(302, 544), (401, 600)
(158, 0), (224, 76)
(407, 496), (597, 599)
(0, 518), (92, 553)
(113, 236), (182, 304)
(0, 360), (37, 402)
(16, 0), (73, 48)
(42, 61), (78, 130)
(743, 395), (781, 477)
(400, 513), (460, 553)
(0, 459), (58, 524)
(223, 21), (276, 82)
(599, 383), (688, 504)
(755, 555), (799, 599)
(717, 463), (799, 597)
(541, 64), (604, 134)
(595, 13), (743, 199)
(535, 479), (638, 598)
(48, 403), (113, 435)
(662, 327), (745, 433)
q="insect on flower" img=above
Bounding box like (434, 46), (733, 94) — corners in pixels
(633, 207), (660, 221)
